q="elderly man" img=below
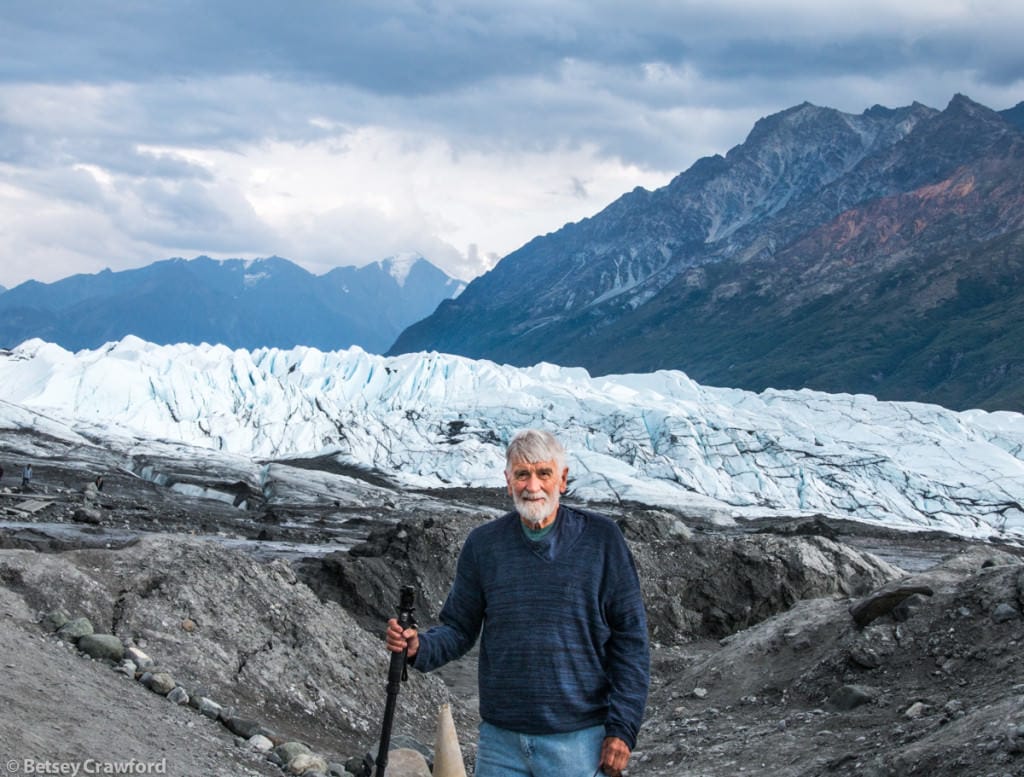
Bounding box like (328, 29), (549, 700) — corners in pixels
(386, 429), (649, 777)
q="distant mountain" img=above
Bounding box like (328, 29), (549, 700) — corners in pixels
(0, 255), (463, 353)
(390, 95), (1024, 412)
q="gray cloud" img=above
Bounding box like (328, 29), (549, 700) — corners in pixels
(0, 1), (1021, 288)
(4, 2), (1021, 164)
(6, 3), (1019, 96)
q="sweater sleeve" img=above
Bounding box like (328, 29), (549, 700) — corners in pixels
(602, 534), (650, 749)
(411, 530), (485, 672)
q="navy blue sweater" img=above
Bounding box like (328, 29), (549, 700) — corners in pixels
(412, 505), (650, 748)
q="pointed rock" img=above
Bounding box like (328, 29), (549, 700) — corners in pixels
(433, 703), (467, 777)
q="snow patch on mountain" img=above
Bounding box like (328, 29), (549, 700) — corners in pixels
(379, 253), (421, 287)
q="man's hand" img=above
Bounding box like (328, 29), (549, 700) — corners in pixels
(385, 617), (419, 658)
(600, 736), (631, 776)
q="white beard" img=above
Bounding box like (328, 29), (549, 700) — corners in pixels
(512, 488), (558, 527)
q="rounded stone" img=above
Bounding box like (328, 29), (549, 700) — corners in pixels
(147, 671), (176, 695)
(289, 753), (329, 775)
(77, 633), (125, 662)
(40, 609), (71, 632)
(274, 742), (312, 764)
(248, 734), (274, 753)
(383, 749), (431, 777)
(56, 617), (94, 643)
(992, 603), (1019, 623)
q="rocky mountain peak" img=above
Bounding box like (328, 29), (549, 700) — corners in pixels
(389, 95), (1024, 411)
(438, 99), (934, 327)
(946, 91), (990, 115)
(392, 98), (940, 331)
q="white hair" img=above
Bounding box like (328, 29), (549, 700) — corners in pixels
(504, 429), (566, 473)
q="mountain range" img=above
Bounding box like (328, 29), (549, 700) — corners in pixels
(3, 95), (1021, 412)
(389, 95), (1024, 412)
(0, 254), (463, 354)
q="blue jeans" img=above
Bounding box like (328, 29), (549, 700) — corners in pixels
(475, 721), (604, 777)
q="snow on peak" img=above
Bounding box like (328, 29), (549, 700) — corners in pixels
(243, 270), (270, 287)
(378, 253), (422, 287)
(1, 338), (1022, 540)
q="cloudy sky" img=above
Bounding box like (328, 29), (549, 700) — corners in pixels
(1, 1), (1022, 288)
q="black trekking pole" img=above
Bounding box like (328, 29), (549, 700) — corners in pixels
(375, 585), (417, 777)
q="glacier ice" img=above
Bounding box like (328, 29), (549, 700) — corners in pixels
(0, 337), (1021, 540)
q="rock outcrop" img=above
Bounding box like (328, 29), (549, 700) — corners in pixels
(302, 509), (902, 644)
(0, 536), (454, 761)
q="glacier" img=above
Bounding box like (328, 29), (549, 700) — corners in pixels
(0, 336), (1022, 540)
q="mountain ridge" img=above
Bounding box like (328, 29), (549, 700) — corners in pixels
(389, 95), (1024, 411)
(0, 254), (463, 353)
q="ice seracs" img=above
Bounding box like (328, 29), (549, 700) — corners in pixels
(0, 337), (1021, 540)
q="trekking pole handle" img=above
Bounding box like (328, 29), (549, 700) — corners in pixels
(397, 585), (417, 630)
(375, 586), (418, 777)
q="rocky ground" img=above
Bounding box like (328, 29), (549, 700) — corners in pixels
(1, 450), (1024, 777)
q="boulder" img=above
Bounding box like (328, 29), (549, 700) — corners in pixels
(248, 734), (274, 752)
(145, 671), (176, 695)
(40, 609), (70, 632)
(73, 506), (103, 525)
(274, 742), (312, 765)
(77, 634), (124, 661)
(56, 617), (94, 643)
(288, 753), (329, 775)
(849, 584), (935, 627)
(992, 603), (1019, 623)
(125, 645), (154, 669)
(383, 749), (431, 777)
(198, 697), (223, 720)
(827, 684), (879, 711)
(225, 716), (271, 739)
